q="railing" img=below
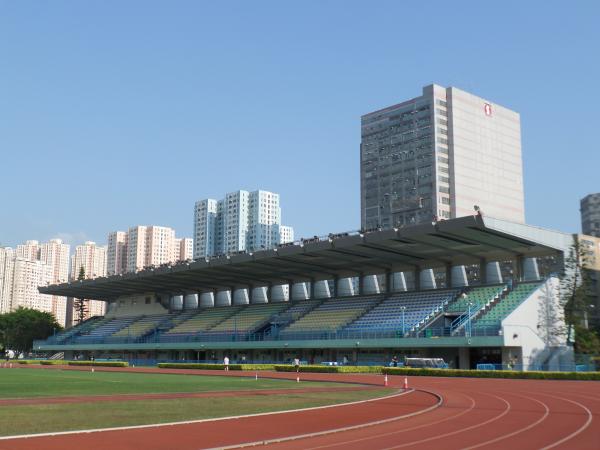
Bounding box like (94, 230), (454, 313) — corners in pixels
(33, 325), (503, 348)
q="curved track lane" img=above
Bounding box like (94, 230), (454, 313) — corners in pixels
(1, 367), (599, 450)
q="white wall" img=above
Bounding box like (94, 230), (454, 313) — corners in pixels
(501, 278), (565, 370)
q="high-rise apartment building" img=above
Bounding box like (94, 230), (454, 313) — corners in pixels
(69, 241), (108, 321)
(38, 239), (70, 326)
(361, 84), (525, 230)
(581, 193), (600, 238)
(174, 238), (193, 262)
(107, 231), (127, 276)
(193, 190), (294, 258)
(106, 226), (191, 274)
(16, 240), (40, 260)
(0, 247), (54, 317)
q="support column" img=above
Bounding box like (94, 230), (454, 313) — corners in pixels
(413, 269), (421, 291)
(450, 265), (469, 287)
(183, 293), (199, 309)
(199, 292), (215, 308)
(514, 256), (524, 281)
(313, 280), (331, 299)
(233, 288), (250, 305)
(170, 295), (184, 311)
(362, 275), (381, 295)
(332, 277), (338, 298)
(485, 261), (503, 284)
(291, 282), (309, 300)
(445, 264), (452, 289)
(419, 269), (436, 290)
(357, 275), (364, 296)
(385, 270), (392, 294)
(251, 286), (268, 304)
(215, 290), (231, 307)
(336, 278), (355, 297)
(523, 257), (540, 281)
(393, 272), (408, 292)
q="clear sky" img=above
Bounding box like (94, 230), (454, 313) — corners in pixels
(1, 1), (598, 249)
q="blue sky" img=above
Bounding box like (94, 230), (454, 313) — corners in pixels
(1, 1), (598, 248)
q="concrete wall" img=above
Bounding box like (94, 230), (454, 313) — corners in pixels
(501, 277), (567, 370)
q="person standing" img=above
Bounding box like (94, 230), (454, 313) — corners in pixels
(293, 357), (300, 373)
(223, 355), (230, 371)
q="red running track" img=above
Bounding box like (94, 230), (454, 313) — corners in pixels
(1, 367), (598, 450)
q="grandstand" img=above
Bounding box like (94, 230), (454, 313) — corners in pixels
(35, 216), (575, 370)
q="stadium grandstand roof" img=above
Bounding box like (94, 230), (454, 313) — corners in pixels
(40, 216), (569, 300)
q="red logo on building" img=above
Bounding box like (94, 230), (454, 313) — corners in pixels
(484, 103), (492, 116)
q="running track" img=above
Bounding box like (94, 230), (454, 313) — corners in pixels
(1, 366), (598, 449)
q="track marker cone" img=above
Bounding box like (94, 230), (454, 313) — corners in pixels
(296, 375), (300, 383)
(384, 374), (388, 386)
(255, 372), (258, 380)
(91, 367), (95, 373)
(403, 376), (408, 389)
(9, 363), (12, 369)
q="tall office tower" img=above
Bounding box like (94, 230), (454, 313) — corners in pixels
(174, 238), (193, 261)
(193, 190), (295, 258)
(361, 84), (525, 230)
(581, 193), (600, 238)
(69, 242), (108, 321)
(107, 231), (127, 276)
(38, 239), (70, 326)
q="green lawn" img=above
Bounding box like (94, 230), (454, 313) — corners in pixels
(0, 368), (348, 398)
(0, 368), (390, 437)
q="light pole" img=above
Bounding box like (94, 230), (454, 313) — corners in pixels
(401, 306), (406, 336)
(466, 302), (473, 338)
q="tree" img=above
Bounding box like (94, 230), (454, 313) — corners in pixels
(573, 325), (600, 354)
(538, 279), (565, 346)
(73, 266), (88, 325)
(560, 236), (594, 345)
(0, 307), (62, 352)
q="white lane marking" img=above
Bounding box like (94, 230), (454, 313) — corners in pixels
(381, 391), (512, 449)
(462, 392), (550, 449)
(208, 389), (442, 450)
(0, 388), (408, 441)
(539, 393), (594, 450)
(302, 390), (476, 450)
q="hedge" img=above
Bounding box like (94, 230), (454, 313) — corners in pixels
(67, 361), (129, 367)
(40, 360), (66, 365)
(274, 365), (383, 374)
(157, 363), (275, 371)
(381, 367), (600, 381)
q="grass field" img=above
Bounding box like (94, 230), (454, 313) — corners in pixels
(0, 368), (391, 437)
(0, 368), (349, 398)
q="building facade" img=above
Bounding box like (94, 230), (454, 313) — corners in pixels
(193, 190), (294, 258)
(107, 226), (191, 274)
(360, 84), (525, 230)
(107, 231), (127, 276)
(70, 241), (108, 322)
(0, 247), (54, 318)
(581, 193), (600, 238)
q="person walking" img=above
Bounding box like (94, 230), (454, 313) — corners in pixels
(293, 357), (300, 373)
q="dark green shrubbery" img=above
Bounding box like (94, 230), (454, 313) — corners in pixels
(68, 361), (128, 367)
(157, 363), (275, 371)
(382, 367), (600, 380)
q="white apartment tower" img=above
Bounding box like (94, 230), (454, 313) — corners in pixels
(70, 241), (108, 319)
(193, 190), (295, 258)
(174, 238), (194, 261)
(38, 239), (70, 326)
(361, 84), (525, 229)
(107, 226), (192, 274)
(107, 231), (127, 276)
(0, 247), (54, 318)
